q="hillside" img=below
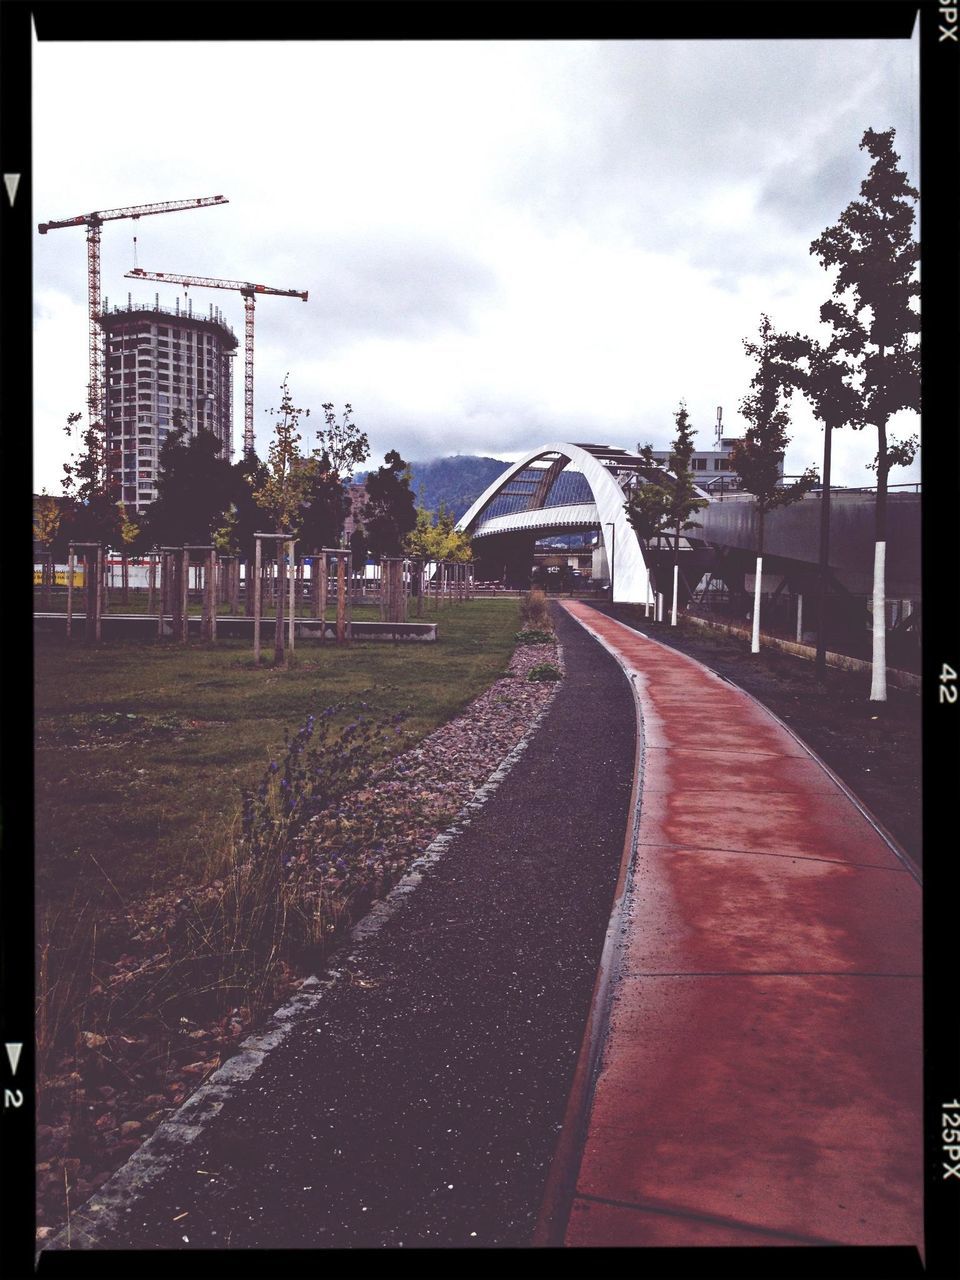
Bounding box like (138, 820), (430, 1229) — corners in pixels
(354, 455), (509, 522)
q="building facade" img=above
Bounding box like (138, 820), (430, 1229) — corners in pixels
(100, 299), (238, 512)
(646, 435), (785, 496)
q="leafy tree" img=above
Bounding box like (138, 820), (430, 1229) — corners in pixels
(34, 492), (62, 551)
(252, 377), (313, 534)
(770, 330), (863, 677)
(298, 467), (349, 556)
(54, 410), (122, 556)
(34, 491), (63, 605)
(363, 450), (418, 558)
(251, 377), (314, 664)
(298, 401), (369, 553)
(626, 404), (707, 624)
(730, 315), (818, 652)
(624, 447), (673, 542)
(808, 126), (920, 700)
(313, 401), (369, 482)
(229, 454), (268, 560)
(141, 425), (236, 548)
(405, 502), (473, 564)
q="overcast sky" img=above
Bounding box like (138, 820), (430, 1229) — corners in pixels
(33, 31), (920, 495)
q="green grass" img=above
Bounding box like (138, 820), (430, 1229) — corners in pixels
(35, 598), (520, 910)
(34, 591), (441, 619)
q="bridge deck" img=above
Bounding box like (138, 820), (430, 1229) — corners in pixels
(549, 601), (922, 1251)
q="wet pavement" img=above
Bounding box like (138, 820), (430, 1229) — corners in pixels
(46, 603), (637, 1254)
(40, 600), (924, 1262)
(553, 603), (923, 1252)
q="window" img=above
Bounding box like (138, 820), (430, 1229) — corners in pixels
(714, 458), (723, 470)
(692, 458), (707, 471)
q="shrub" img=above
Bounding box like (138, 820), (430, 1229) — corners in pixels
(527, 662), (562, 682)
(515, 628), (555, 645)
(520, 588), (551, 631)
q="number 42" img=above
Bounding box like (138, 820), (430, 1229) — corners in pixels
(940, 663), (958, 704)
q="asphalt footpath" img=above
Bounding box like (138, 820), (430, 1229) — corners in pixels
(44, 602), (637, 1255)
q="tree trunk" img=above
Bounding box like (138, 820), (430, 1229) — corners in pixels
(870, 409), (889, 702)
(751, 508), (765, 654)
(815, 423), (833, 681)
(670, 523), (680, 625)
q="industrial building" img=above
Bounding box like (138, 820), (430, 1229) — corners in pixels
(100, 297), (238, 512)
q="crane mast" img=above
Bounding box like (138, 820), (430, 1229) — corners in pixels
(126, 267), (309, 459)
(37, 195), (228, 436)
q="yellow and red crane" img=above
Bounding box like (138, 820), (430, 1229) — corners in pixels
(126, 267), (308, 458)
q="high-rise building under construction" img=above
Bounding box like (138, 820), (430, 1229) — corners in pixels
(100, 297), (238, 512)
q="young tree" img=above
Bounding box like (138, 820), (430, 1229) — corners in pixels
(405, 502), (473, 564)
(362, 450), (418, 558)
(808, 126), (920, 700)
(623, 449), (673, 617)
(252, 377), (314, 665)
(731, 316), (818, 653)
(624, 407), (707, 625)
(34, 492), (63, 607)
(55, 410), (122, 554)
(314, 402), (370, 483)
(771, 331), (864, 678)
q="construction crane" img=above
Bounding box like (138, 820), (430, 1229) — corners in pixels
(38, 195), (229, 429)
(126, 267), (308, 459)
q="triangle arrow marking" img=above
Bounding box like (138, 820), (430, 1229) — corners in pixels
(5, 1042), (23, 1075)
(3, 173), (21, 207)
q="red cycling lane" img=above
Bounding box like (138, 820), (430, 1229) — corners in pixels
(550, 600), (922, 1252)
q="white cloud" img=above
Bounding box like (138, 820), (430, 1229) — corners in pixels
(33, 34), (920, 491)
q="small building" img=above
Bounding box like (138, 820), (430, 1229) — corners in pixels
(645, 435), (773, 496)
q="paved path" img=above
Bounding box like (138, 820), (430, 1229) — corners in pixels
(543, 601), (923, 1251)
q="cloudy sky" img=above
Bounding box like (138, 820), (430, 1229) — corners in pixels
(32, 29), (920, 494)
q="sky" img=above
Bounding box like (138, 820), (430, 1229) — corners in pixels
(32, 30), (921, 495)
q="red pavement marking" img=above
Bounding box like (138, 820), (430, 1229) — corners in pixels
(555, 602), (923, 1251)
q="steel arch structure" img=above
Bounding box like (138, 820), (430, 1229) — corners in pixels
(457, 442), (685, 603)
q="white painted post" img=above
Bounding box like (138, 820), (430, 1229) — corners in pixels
(66, 548), (76, 639)
(657, 592), (664, 622)
(795, 592), (803, 644)
(870, 542), (887, 702)
(253, 537), (263, 664)
(751, 556), (762, 653)
(645, 572), (652, 618)
(95, 546), (103, 643)
(180, 549), (190, 643)
(671, 563), (679, 627)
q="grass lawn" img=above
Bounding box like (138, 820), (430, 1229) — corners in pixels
(35, 597), (521, 910)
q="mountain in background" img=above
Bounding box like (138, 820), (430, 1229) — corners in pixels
(353, 455), (509, 522)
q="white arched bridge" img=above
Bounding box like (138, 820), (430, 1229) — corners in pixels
(455, 441), (921, 617)
(456, 442), (698, 603)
